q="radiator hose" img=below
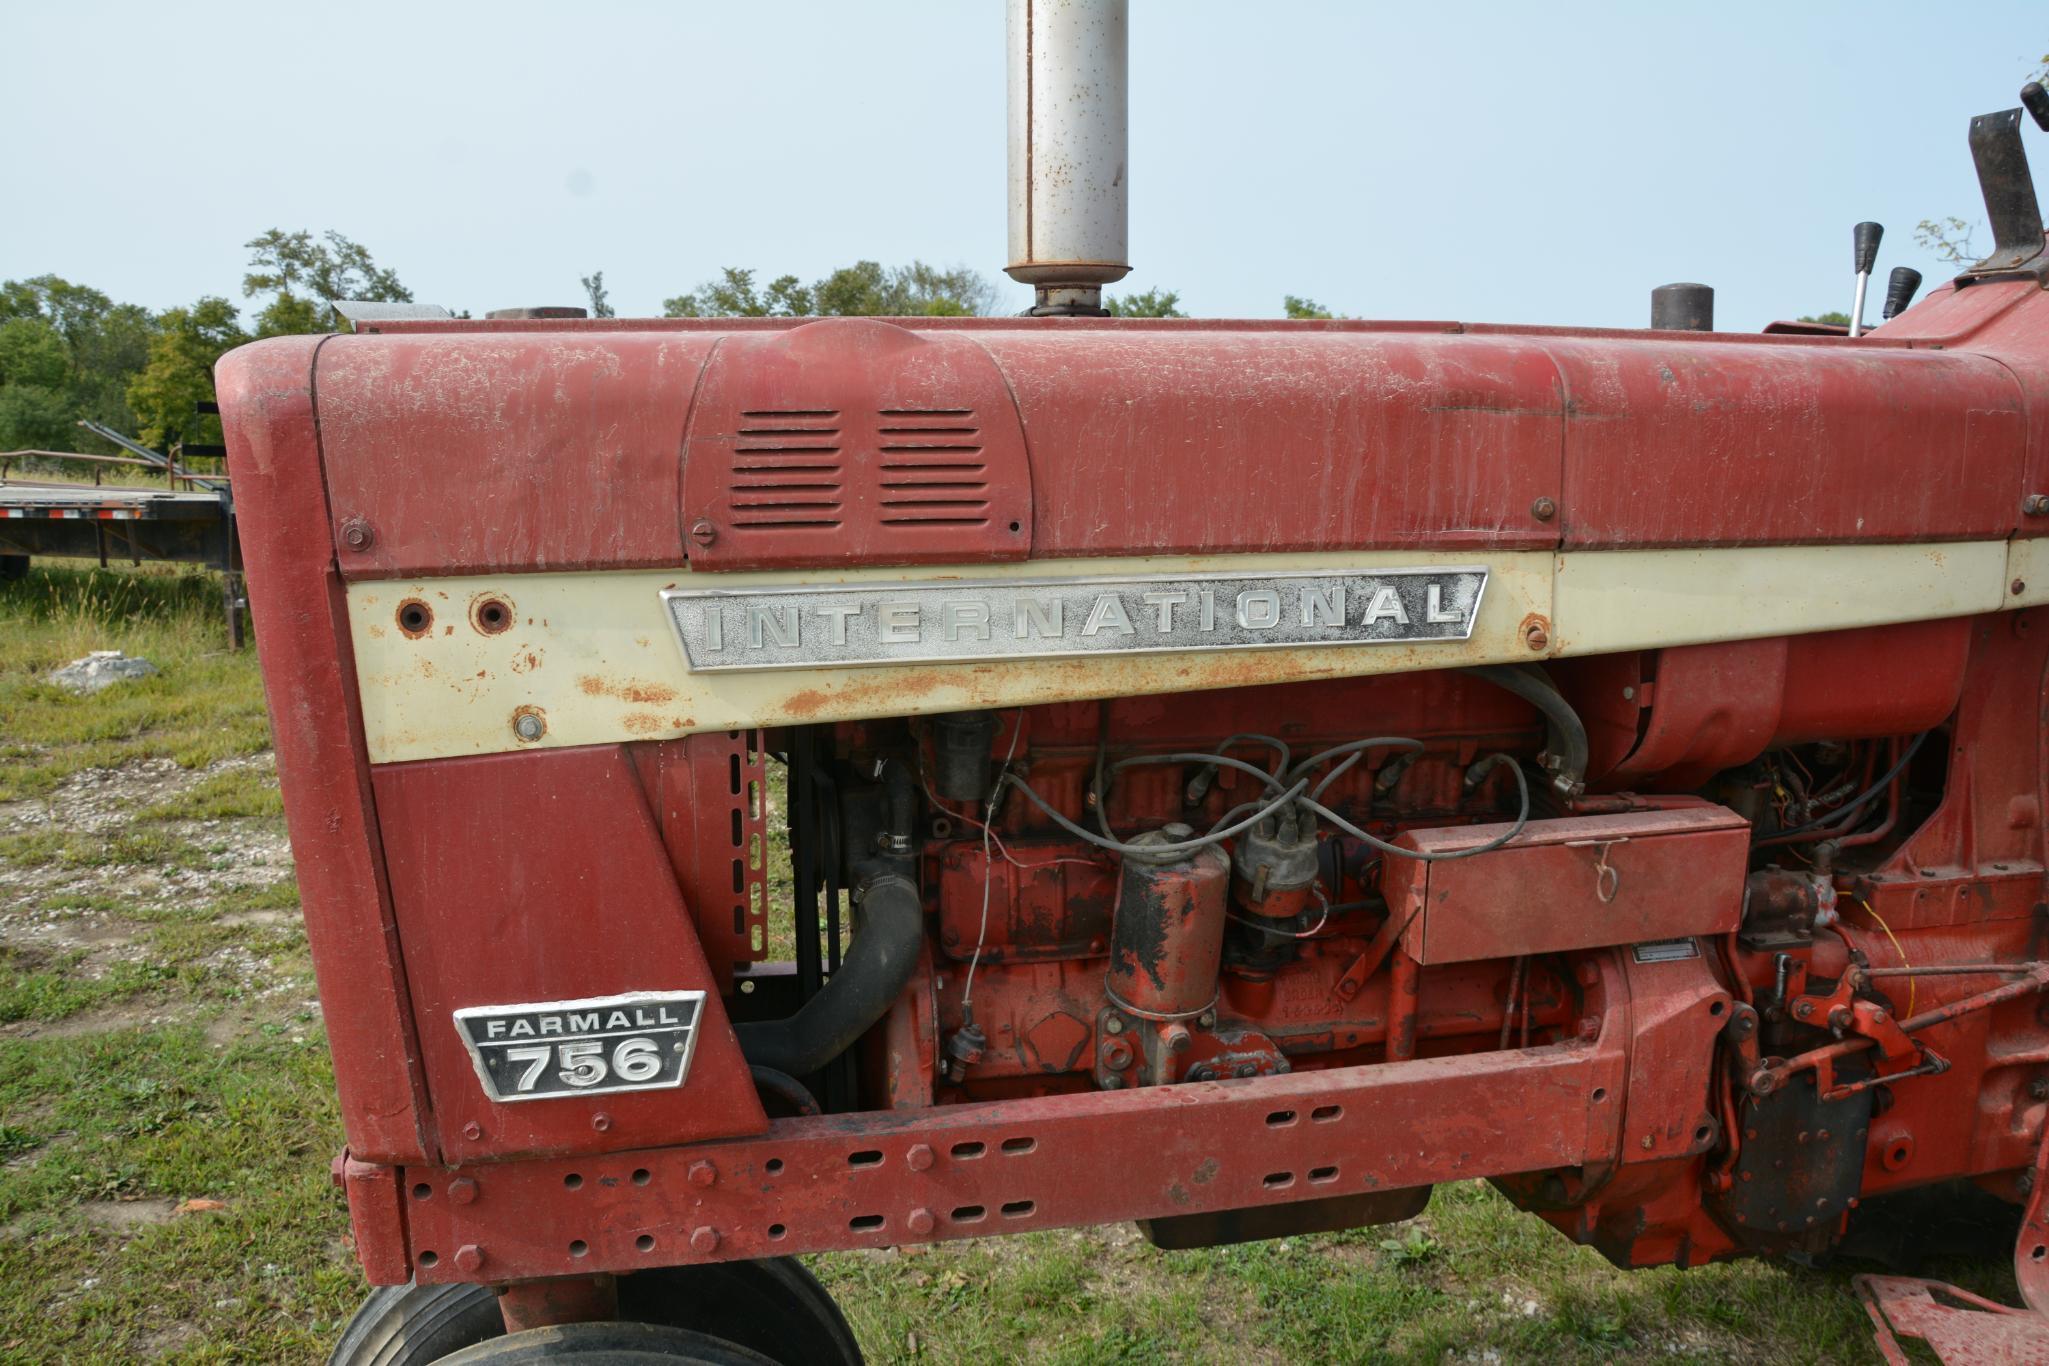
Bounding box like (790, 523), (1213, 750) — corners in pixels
(735, 872), (923, 1077)
(1462, 665), (1589, 797)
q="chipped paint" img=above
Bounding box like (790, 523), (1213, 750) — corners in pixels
(346, 542), (2015, 764)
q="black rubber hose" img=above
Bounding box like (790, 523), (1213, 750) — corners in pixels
(749, 1064), (822, 1117)
(1463, 665), (1589, 795)
(735, 873), (923, 1078)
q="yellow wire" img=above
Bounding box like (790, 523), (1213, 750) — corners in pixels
(1856, 896), (1914, 1017)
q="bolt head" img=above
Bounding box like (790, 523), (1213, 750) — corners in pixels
(905, 1144), (935, 1172)
(462, 1121), (483, 1141)
(1103, 1016), (1124, 1035)
(906, 1207), (936, 1236)
(514, 712), (545, 742)
(1792, 1001), (1815, 1020)
(454, 1244), (484, 1273)
(1530, 496), (1558, 522)
(448, 1177), (478, 1206)
(688, 1160), (717, 1188)
(340, 518), (374, 551)
(2026, 494), (2049, 517)
(591, 1112), (612, 1133)
(690, 1225), (720, 1254)
(688, 518), (718, 546)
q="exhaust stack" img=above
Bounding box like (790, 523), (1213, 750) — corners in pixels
(1006, 0), (1130, 315)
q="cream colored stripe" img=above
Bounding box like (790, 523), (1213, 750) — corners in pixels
(347, 542), (2018, 765)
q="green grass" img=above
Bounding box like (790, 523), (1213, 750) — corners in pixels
(0, 566), (271, 802)
(0, 563), (2008, 1362)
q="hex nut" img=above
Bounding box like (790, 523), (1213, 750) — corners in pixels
(690, 1226), (720, 1254)
(688, 1160), (717, 1188)
(448, 1177), (478, 1205)
(906, 1144), (935, 1172)
(906, 1208), (936, 1236)
(1530, 496), (1558, 521)
(454, 1244), (484, 1273)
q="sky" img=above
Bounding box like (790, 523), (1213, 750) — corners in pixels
(5, 2), (2045, 332)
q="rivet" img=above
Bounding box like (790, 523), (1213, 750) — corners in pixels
(591, 1112), (613, 1133)
(906, 1144), (935, 1172)
(689, 518), (718, 547)
(688, 1160), (717, 1188)
(906, 1207), (936, 1236)
(690, 1225), (720, 1254)
(454, 1244), (484, 1273)
(340, 517), (375, 551)
(1530, 496), (1557, 522)
(448, 1177), (478, 1205)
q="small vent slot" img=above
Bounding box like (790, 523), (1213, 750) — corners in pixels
(730, 429), (843, 528)
(743, 409), (839, 419)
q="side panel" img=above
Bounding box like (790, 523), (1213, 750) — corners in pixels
(371, 746), (768, 1163)
(316, 332), (715, 580)
(1545, 336), (2026, 548)
(216, 336), (434, 1165)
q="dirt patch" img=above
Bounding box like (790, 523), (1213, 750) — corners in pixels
(0, 999), (185, 1042)
(81, 1198), (176, 1231)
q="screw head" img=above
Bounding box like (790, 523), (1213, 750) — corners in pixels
(2025, 494), (2049, 516)
(462, 1121), (483, 1141)
(590, 1112), (613, 1133)
(906, 1207), (936, 1237)
(514, 712), (545, 742)
(2029, 1078), (2049, 1100)
(454, 1244), (484, 1273)
(688, 1160), (717, 1188)
(688, 518), (717, 547)
(905, 1144), (935, 1172)
(1792, 1001), (1815, 1020)
(1103, 1016), (1124, 1035)
(2015, 579), (2029, 596)
(1524, 621), (1550, 652)
(340, 518), (375, 551)
(690, 1225), (720, 1254)
(1530, 496), (1558, 522)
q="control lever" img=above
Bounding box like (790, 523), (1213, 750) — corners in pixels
(1848, 221), (1883, 337)
(2024, 81), (2049, 132)
(1881, 266), (1923, 321)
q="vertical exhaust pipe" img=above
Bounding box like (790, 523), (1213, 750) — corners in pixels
(1006, 0), (1131, 316)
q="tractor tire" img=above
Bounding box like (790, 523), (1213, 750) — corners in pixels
(328, 1259), (862, 1366)
(435, 1322), (776, 1364)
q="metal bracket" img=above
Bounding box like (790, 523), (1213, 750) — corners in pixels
(1962, 108), (2046, 278)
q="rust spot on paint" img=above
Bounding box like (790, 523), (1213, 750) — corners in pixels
(1192, 1157), (1220, 1186)
(621, 712), (669, 735)
(781, 671), (949, 718)
(577, 674), (678, 705)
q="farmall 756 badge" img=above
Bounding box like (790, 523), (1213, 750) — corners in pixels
(661, 566), (1487, 673)
(454, 991), (706, 1102)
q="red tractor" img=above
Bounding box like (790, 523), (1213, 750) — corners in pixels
(219, 7), (2049, 1361)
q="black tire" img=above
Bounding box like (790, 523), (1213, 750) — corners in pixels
(435, 1321), (777, 1364)
(329, 1260), (862, 1366)
(329, 1282), (513, 1366)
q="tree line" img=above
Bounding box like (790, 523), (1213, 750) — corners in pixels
(0, 229), (1349, 461)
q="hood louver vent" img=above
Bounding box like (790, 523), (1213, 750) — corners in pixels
(681, 319), (1031, 570)
(878, 409), (988, 528)
(728, 410), (843, 530)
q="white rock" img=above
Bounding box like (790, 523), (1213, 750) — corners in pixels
(49, 651), (157, 695)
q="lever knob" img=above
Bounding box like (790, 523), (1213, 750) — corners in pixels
(1882, 267), (1923, 320)
(2023, 81), (2049, 132)
(1853, 221), (1884, 276)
